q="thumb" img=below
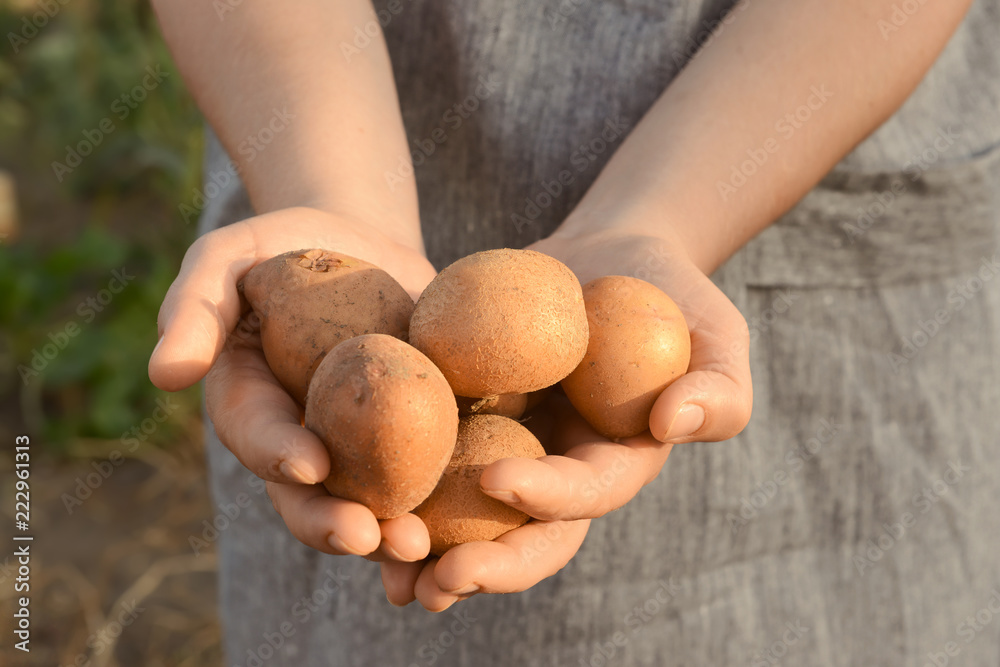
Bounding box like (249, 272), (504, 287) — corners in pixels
(649, 295), (753, 443)
(149, 226), (256, 391)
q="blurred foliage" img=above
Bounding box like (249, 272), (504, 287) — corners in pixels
(0, 0), (203, 197)
(0, 227), (200, 448)
(0, 0), (205, 451)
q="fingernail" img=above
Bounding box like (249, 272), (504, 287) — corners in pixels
(279, 459), (316, 484)
(662, 403), (705, 441)
(380, 541), (406, 562)
(427, 597), (460, 613)
(448, 583), (479, 595)
(387, 593), (409, 607)
(328, 532), (363, 555)
(151, 335), (164, 357)
(481, 489), (520, 504)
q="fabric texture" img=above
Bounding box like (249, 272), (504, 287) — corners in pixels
(196, 1), (1000, 664)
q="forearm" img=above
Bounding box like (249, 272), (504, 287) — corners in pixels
(560, 0), (973, 273)
(152, 0), (423, 250)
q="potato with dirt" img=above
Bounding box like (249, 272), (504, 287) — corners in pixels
(304, 334), (459, 520)
(241, 249), (414, 405)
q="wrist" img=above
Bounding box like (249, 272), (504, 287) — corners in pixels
(555, 193), (735, 275)
(554, 199), (699, 266)
(296, 197), (426, 257)
(267, 202), (427, 260)
(244, 152), (425, 256)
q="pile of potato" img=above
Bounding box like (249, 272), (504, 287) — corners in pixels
(241, 248), (690, 555)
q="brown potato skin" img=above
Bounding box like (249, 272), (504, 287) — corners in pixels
(408, 249), (588, 397)
(561, 276), (691, 439)
(304, 334), (458, 520)
(414, 414), (545, 555)
(242, 249), (414, 405)
(455, 393), (528, 419)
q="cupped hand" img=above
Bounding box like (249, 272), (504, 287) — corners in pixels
(379, 228), (752, 610)
(478, 229), (753, 522)
(380, 516), (591, 611)
(378, 389), (595, 611)
(149, 206), (438, 561)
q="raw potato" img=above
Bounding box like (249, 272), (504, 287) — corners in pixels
(242, 249), (414, 405)
(304, 334), (458, 519)
(414, 414), (545, 555)
(561, 276), (691, 439)
(409, 249), (587, 397)
(455, 393), (528, 419)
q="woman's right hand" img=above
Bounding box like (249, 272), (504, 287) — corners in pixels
(149, 206), (438, 561)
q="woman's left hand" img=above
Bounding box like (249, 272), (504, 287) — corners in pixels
(380, 228), (752, 610)
(473, 229), (753, 523)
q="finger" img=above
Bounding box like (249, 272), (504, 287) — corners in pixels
(432, 519), (590, 596)
(266, 481), (382, 556)
(380, 560), (424, 607)
(206, 339), (331, 484)
(649, 291), (753, 443)
(480, 437), (672, 521)
(149, 224), (257, 391)
(414, 559), (461, 612)
(368, 514), (431, 563)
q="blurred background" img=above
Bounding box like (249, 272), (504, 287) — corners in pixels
(0, 1), (223, 664)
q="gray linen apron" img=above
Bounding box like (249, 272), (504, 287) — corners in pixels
(194, 1), (1000, 664)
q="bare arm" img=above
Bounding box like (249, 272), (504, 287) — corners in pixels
(151, 0), (422, 250)
(413, 0), (977, 613)
(149, 2), (439, 566)
(561, 0), (974, 272)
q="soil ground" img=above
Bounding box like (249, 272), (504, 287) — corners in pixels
(0, 421), (225, 667)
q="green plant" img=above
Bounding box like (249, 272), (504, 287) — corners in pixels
(0, 0), (205, 452)
(0, 226), (199, 449)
